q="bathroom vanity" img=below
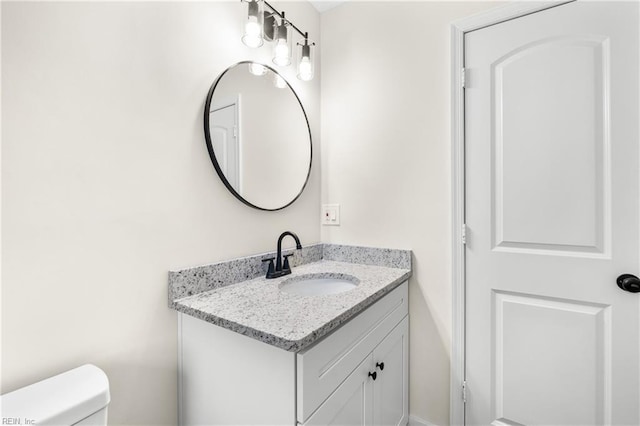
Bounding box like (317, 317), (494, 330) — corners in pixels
(169, 244), (411, 425)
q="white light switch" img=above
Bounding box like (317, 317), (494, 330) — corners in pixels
(322, 204), (340, 226)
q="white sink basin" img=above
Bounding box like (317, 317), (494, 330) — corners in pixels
(280, 274), (359, 296)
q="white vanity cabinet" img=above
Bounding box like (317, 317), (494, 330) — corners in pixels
(178, 281), (408, 426)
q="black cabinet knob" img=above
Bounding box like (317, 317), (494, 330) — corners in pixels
(617, 274), (640, 293)
(376, 362), (385, 371)
(368, 371), (377, 381)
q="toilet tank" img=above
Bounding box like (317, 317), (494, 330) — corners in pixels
(0, 364), (110, 425)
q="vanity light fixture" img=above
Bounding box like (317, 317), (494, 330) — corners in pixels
(272, 13), (292, 66)
(240, 0), (316, 81)
(241, 0), (264, 48)
(297, 34), (315, 81)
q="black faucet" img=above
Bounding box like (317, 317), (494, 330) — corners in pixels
(262, 231), (302, 279)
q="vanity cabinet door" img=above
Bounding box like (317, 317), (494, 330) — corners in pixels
(372, 316), (409, 426)
(303, 355), (374, 426)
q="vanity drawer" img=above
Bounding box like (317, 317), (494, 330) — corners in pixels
(296, 281), (408, 423)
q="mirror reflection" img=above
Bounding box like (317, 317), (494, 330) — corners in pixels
(205, 61), (312, 211)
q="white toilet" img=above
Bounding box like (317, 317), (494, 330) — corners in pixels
(0, 364), (110, 425)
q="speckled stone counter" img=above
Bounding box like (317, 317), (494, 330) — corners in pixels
(169, 244), (411, 352)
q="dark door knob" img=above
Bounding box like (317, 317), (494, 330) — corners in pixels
(617, 274), (640, 293)
(368, 371), (377, 381)
(376, 362), (385, 371)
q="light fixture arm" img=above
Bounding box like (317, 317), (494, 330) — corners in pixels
(264, 1), (309, 40)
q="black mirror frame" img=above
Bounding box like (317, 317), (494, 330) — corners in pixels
(203, 61), (313, 211)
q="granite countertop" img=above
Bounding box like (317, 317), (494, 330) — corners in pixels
(170, 248), (411, 352)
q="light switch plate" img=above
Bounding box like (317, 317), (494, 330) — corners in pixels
(321, 204), (340, 226)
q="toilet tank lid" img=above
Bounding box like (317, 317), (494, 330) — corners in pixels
(0, 364), (110, 425)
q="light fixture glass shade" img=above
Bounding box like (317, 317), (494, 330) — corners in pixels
(272, 18), (292, 66)
(241, 0), (264, 48)
(248, 63), (268, 76)
(296, 38), (315, 81)
(274, 74), (287, 89)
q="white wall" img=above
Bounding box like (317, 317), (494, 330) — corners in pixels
(320, 2), (500, 425)
(0, 1), (320, 424)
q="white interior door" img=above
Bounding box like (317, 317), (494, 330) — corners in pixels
(210, 103), (240, 190)
(465, 2), (639, 425)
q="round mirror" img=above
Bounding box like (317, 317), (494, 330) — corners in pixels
(204, 61), (312, 211)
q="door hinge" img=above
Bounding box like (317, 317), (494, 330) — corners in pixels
(461, 68), (466, 89)
(233, 126), (238, 138)
(461, 224), (467, 245)
(462, 380), (468, 403)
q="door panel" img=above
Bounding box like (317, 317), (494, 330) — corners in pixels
(493, 36), (610, 256)
(372, 317), (408, 426)
(304, 355), (373, 426)
(493, 291), (610, 425)
(465, 2), (639, 425)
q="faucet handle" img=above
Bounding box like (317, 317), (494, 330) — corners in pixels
(282, 253), (295, 271)
(262, 257), (276, 278)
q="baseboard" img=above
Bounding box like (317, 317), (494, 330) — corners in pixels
(409, 414), (439, 426)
